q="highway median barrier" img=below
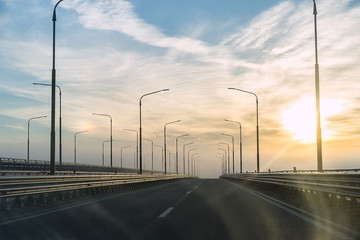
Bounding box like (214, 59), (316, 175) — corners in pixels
(221, 172), (360, 210)
(0, 174), (191, 210)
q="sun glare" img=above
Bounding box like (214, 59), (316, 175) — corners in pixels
(281, 97), (346, 143)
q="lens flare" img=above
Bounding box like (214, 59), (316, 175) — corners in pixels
(281, 97), (346, 143)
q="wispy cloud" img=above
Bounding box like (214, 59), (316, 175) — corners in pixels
(62, 0), (212, 55)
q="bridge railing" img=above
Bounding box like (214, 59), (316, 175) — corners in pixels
(221, 172), (360, 209)
(0, 174), (189, 210)
(0, 157), (160, 175)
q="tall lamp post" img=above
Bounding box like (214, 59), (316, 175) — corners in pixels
(194, 156), (200, 176)
(34, 83), (63, 165)
(176, 134), (189, 174)
(102, 140), (112, 166)
(224, 119), (242, 173)
(27, 116), (47, 162)
(124, 129), (138, 169)
(139, 89), (169, 174)
(197, 159), (201, 177)
(313, 0), (323, 171)
(221, 133), (234, 174)
(191, 153), (199, 175)
(93, 113), (113, 167)
(228, 87), (259, 173)
(187, 148), (196, 175)
(219, 142), (230, 174)
(182, 142), (194, 175)
(74, 130), (88, 164)
(218, 149), (227, 174)
(164, 120), (181, 174)
(143, 138), (154, 174)
(166, 150), (172, 174)
(154, 145), (164, 173)
(121, 146), (131, 167)
(50, 0), (64, 175)
(217, 153), (225, 174)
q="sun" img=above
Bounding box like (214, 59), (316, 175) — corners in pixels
(281, 97), (346, 143)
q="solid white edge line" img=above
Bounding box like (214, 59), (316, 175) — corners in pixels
(158, 207), (174, 218)
(227, 181), (354, 240)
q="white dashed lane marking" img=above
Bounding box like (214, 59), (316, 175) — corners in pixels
(158, 207), (174, 218)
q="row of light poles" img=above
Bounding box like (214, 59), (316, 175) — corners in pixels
(31, 85), (254, 175)
(139, 89), (169, 174)
(47, 0), (195, 176)
(217, 88), (257, 174)
(228, 87), (259, 173)
(224, 119), (242, 173)
(26, 111), (198, 174)
(27, 116), (47, 162)
(143, 137), (197, 175)
(164, 120), (181, 174)
(27, 86), (193, 174)
(46, 0), (323, 175)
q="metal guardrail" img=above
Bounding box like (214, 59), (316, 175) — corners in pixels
(266, 168), (360, 174)
(0, 157), (162, 174)
(221, 173), (360, 208)
(241, 168), (360, 174)
(0, 174), (189, 210)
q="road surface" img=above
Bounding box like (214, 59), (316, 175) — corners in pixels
(0, 179), (356, 239)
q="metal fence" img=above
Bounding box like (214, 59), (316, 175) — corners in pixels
(221, 172), (360, 208)
(0, 174), (189, 209)
(0, 157), (160, 175)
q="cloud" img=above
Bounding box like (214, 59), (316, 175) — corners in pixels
(62, 0), (211, 55)
(221, 1), (297, 51)
(5, 124), (25, 131)
(1, 0), (360, 171)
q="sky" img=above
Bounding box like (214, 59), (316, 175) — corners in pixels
(0, 0), (359, 178)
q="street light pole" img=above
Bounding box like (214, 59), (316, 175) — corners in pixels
(143, 138), (154, 174)
(102, 140), (114, 166)
(224, 119), (242, 173)
(33, 82), (63, 165)
(194, 156), (200, 176)
(139, 89), (169, 174)
(164, 120), (181, 174)
(191, 153), (199, 175)
(221, 133), (235, 174)
(27, 116), (47, 162)
(121, 146), (131, 168)
(182, 142), (193, 175)
(197, 160), (201, 177)
(93, 113), (112, 167)
(219, 142), (230, 174)
(154, 145), (164, 173)
(74, 130), (88, 164)
(187, 148), (196, 175)
(217, 154), (225, 174)
(50, 0), (64, 175)
(124, 129), (138, 169)
(102, 140), (107, 166)
(166, 150), (171, 174)
(228, 87), (259, 173)
(176, 134), (189, 174)
(217, 149), (226, 173)
(313, 0), (323, 171)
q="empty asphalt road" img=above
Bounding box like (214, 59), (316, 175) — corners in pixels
(0, 178), (356, 240)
